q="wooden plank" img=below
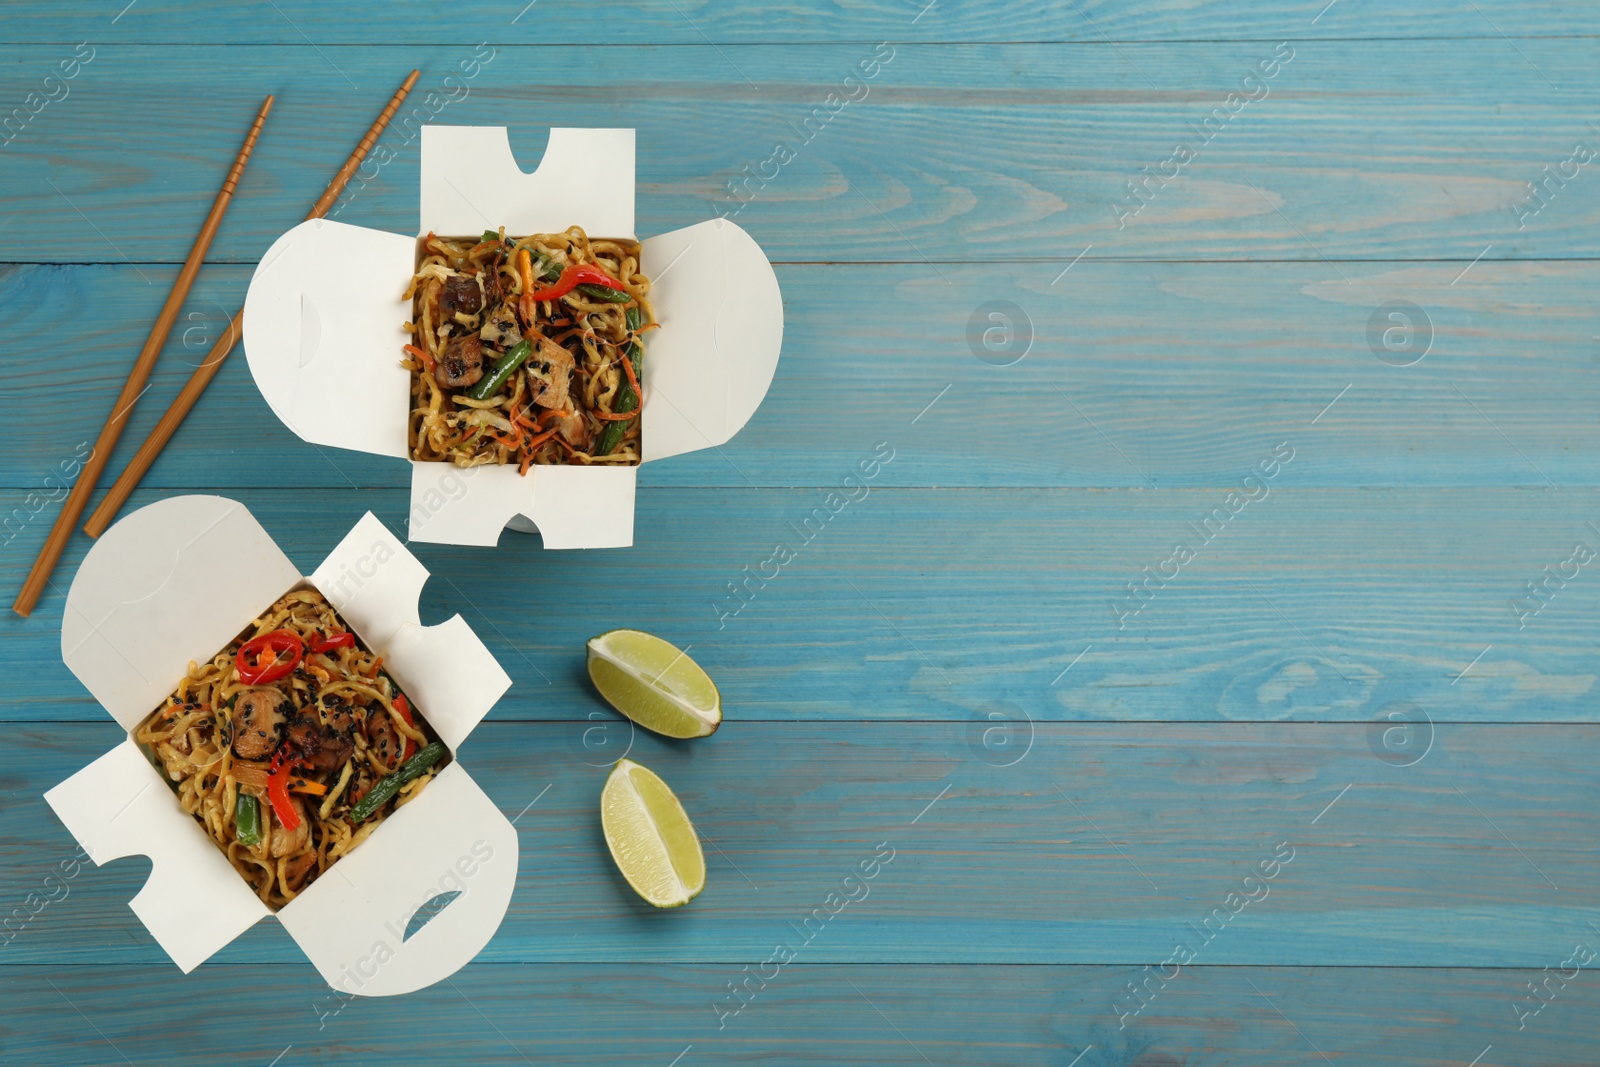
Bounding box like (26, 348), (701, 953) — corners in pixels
(4, 485), (1599, 723)
(3, 963), (1596, 1065)
(2, 0), (1590, 44)
(2, 722), (1596, 966)
(2, 261), (1597, 493)
(1, 42), (1597, 264)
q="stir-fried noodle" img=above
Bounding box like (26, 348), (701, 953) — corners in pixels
(405, 226), (655, 472)
(134, 590), (446, 908)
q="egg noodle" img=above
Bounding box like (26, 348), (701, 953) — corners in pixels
(405, 225), (655, 473)
(134, 589), (444, 909)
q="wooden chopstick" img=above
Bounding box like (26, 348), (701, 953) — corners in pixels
(13, 94), (275, 618)
(82, 69), (422, 543)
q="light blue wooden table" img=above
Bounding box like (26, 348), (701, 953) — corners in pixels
(2, 2), (1597, 1063)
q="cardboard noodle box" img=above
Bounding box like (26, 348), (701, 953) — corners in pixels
(45, 496), (517, 996)
(243, 126), (784, 548)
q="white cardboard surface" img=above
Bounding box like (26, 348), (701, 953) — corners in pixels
(244, 219), (415, 458)
(310, 512), (510, 749)
(61, 495), (302, 731)
(241, 126), (783, 548)
(47, 498), (517, 994)
(639, 218), (783, 463)
(279, 763), (518, 997)
(45, 740), (271, 973)
(408, 461), (638, 549)
(420, 126), (635, 239)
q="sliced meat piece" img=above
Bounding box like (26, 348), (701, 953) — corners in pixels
(479, 301), (522, 349)
(269, 798), (309, 857)
(232, 689), (288, 760)
(554, 409), (591, 452)
(323, 701), (358, 737)
(524, 336), (575, 411)
(366, 708), (403, 770)
(434, 335), (485, 389)
(286, 710), (354, 773)
(282, 850), (319, 891)
(482, 256), (504, 307)
(306, 732), (353, 772)
(438, 273), (484, 319)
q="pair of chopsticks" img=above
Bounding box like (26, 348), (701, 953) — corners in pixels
(14, 70), (420, 618)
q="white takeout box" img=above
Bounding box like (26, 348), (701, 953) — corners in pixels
(45, 496), (517, 996)
(242, 126), (784, 548)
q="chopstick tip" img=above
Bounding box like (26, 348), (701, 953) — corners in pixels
(402, 69), (421, 90)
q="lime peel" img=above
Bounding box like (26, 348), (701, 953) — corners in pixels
(586, 629), (721, 740)
(601, 758), (706, 908)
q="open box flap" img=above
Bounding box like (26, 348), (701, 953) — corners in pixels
(278, 762), (518, 997)
(310, 512), (511, 749)
(45, 740), (271, 972)
(61, 496), (302, 731)
(420, 126), (634, 239)
(407, 462), (637, 548)
(243, 218), (414, 459)
(639, 219), (783, 462)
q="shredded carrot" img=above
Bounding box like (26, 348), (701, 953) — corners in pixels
(510, 403), (539, 429)
(594, 408), (639, 421)
(618, 352), (641, 395)
(517, 248), (533, 295)
(552, 435), (592, 459)
(403, 343), (436, 373)
(289, 779), (328, 796)
(365, 657), (382, 679)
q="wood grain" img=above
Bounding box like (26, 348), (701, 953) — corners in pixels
(1, 262), (1596, 493)
(2, 485), (1598, 724)
(0, 43), (1596, 265)
(2, 6), (1597, 1063)
(81, 70), (420, 538)
(3, 964), (1595, 1066)
(2, 722), (1596, 967)
(1, 0), (1589, 43)
(10, 93), (271, 616)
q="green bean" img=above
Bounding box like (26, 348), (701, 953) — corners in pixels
(235, 793), (261, 847)
(467, 339), (532, 401)
(347, 742), (448, 823)
(595, 305), (648, 456)
(575, 282), (632, 304)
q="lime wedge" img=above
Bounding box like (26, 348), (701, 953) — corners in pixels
(601, 759), (706, 908)
(586, 629), (721, 739)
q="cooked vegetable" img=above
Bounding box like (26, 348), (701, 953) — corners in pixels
(235, 630), (303, 685)
(467, 338), (533, 401)
(575, 282), (633, 304)
(406, 226), (653, 471)
(266, 753), (300, 832)
(235, 794), (261, 847)
(596, 306), (645, 457)
(133, 590), (450, 909)
(309, 631), (355, 653)
(348, 742), (448, 823)
(525, 263), (626, 304)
